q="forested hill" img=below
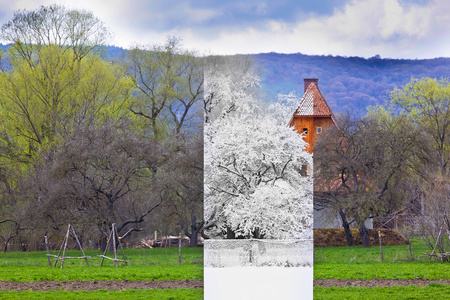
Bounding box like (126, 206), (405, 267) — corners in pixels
(253, 53), (450, 115)
(2, 43), (449, 115)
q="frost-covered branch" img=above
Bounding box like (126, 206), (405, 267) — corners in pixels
(204, 57), (312, 239)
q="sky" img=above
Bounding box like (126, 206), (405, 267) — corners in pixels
(0, 0), (449, 59)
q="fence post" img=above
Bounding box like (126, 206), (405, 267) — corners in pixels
(178, 233), (182, 264)
(378, 231), (383, 261)
(45, 236), (51, 266)
(394, 215), (398, 230)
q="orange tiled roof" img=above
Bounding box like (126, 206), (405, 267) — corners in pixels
(293, 82), (334, 118)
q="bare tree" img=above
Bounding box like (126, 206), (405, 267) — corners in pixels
(391, 77), (450, 175)
(124, 37), (204, 140)
(1, 4), (111, 65)
(170, 135), (203, 246)
(204, 56), (312, 240)
(30, 123), (167, 250)
(414, 174), (450, 261)
(314, 113), (429, 247)
(0, 5), (203, 250)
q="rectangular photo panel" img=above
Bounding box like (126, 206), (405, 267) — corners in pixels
(203, 56), (315, 300)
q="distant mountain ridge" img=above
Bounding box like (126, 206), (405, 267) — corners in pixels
(252, 52), (450, 115)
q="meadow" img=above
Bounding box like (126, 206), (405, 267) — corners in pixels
(4, 238), (449, 299)
(0, 247), (203, 299)
(314, 237), (450, 299)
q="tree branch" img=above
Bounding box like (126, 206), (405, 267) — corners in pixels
(117, 201), (162, 233)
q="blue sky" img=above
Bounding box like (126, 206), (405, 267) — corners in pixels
(0, 0), (448, 59)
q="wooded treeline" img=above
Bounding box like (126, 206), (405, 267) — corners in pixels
(314, 77), (450, 254)
(5, 45), (449, 117)
(0, 5), (203, 251)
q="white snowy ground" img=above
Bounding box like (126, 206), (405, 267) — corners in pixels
(204, 266), (313, 300)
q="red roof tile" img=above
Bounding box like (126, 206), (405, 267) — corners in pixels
(293, 82), (334, 118)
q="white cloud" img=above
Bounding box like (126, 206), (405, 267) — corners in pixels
(185, 7), (219, 23)
(0, 0), (55, 15)
(255, 2), (268, 15)
(290, 0), (436, 49)
(268, 20), (286, 32)
(176, 0), (450, 58)
(1, 0), (449, 58)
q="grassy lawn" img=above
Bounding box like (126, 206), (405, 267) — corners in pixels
(315, 285), (450, 300)
(314, 237), (449, 280)
(0, 247), (203, 299)
(314, 237), (428, 264)
(314, 237), (449, 299)
(0, 247), (203, 282)
(0, 247), (203, 267)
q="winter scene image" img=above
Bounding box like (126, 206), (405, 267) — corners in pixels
(203, 56), (314, 299)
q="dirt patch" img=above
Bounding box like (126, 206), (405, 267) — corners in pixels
(0, 280), (203, 291)
(314, 228), (409, 247)
(314, 278), (450, 287)
(10, 278), (448, 290)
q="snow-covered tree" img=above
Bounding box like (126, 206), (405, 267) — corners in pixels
(204, 57), (312, 239)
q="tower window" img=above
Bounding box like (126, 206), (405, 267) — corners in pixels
(302, 128), (308, 134)
(317, 127), (322, 134)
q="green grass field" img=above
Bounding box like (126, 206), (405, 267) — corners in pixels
(0, 289), (203, 300)
(6, 238), (448, 299)
(314, 237), (450, 299)
(315, 286), (450, 300)
(0, 247), (203, 267)
(0, 247), (203, 299)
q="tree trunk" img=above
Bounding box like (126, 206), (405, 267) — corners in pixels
(226, 226), (236, 239)
(189, 232), (198, 247)
(339, 210), (354, 246)
(359, 224), (371, 247)
(185, 214), (204, 247)
(100, 234), (108, 252)
(252, 228), (264, 239)
(189, 222), (204, 247)
(0, 174), (16, 205)
(3, 235), (16, 253)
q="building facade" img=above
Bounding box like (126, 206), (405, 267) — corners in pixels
(290, 78), (373, 229)
(288, 78), (336, 154)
